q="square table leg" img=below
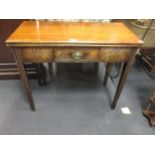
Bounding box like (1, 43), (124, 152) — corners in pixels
(14, 48), (35, 111)
(111, 48), (138, 109)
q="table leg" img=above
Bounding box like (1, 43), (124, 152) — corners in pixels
(103, 63), (112, 85)
(111, 49), (137, 109)
(14, 49), (35, 111)
(48, 62), (53, 79)
(35, 63), (47, 86)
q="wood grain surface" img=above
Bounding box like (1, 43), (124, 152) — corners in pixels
(6, 21), (143, 47)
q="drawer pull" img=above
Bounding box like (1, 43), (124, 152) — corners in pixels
(70, 51), (86, 60)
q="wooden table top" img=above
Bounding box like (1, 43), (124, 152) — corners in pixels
(6, 21), (143, 47)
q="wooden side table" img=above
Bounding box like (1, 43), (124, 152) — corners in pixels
(6, 21), (143, 111)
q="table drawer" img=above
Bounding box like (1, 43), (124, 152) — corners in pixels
(99, 48), (131, 62)
(55, 48), (99, 62)
(21, 48), (53, 62)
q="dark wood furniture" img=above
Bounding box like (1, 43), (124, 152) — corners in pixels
(124, 19), (155, 74)
(143, 92), (155, 127)
(0, 19), (46, 82)
(6, 21), (143, 111)
(0, 19), (24, 79)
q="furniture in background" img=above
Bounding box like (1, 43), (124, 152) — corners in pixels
(0, 19), (47, 84)
(0, 20), (33, 79)
(124, 19), (155, 75)
(143, 92), (155, 127)
(123, 20), (155, 127)
(6, 21), (142, 111)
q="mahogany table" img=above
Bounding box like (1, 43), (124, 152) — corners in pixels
(6, 21), (143, 111)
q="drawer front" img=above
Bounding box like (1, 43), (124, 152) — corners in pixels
(55, 48), (99, 62)
(21, 48), (53, 63)
(99, 48), (131, 62)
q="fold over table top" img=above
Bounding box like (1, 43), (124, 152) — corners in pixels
(6, 21), (143, 47)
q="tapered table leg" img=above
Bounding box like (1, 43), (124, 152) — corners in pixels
(103, 63), (112, 85)
(14, 49), (35, 111)
(111, 49), (138, 109)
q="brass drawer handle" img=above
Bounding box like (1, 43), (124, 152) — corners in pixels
(70, 51), (86, 60)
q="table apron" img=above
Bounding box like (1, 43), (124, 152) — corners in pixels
(15, 47), (135, 63)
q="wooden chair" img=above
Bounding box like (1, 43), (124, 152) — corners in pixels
(143, 92), (155, 126)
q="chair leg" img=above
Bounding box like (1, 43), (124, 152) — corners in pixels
(48, 62), (53, 79)
(35, 63), (47, 86)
